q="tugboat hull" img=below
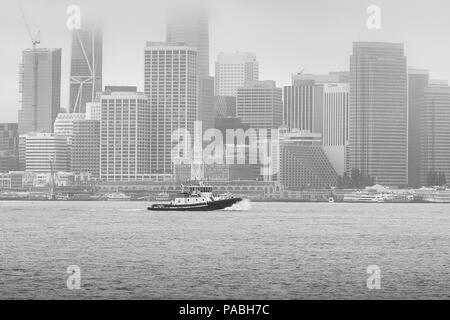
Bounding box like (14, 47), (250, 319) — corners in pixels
(148, 197), (243, 211)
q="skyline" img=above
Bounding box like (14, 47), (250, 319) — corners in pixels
(1, 0), (450, 123)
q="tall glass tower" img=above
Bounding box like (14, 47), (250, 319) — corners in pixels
(348, 42), (408, 187)
(69, 21), (102, 113)
(18, 48), (61, 134)
(166, 0), (209, 78)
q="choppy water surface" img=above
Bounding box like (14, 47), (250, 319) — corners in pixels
(0, 201), (448, 299)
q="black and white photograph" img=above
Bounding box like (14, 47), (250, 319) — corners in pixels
(0, 0), (449, 310)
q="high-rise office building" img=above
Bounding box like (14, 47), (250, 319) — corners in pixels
(71, 120), (100, 177)
(348, 42), (408, 186)
(420, 85), (450, 186)
(323, 83), (349, 146)
(0, 124), (19, 172)
(54, 113), (86, 145)
(408, 68), (429, 187)
(166, 0), (209, 78)
(18, 48), (61, 134)
(99, 89), (150, 181)
(236, 81), (283, 129)
(215, 52), (259, 97)
(283, 80), (324, 134)
(167, 0), (212, 131)
(144, 42), (198, 174)
(69, 21), (103, 113)
(23, 133), (69, 173)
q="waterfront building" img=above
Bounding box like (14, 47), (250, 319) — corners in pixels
(23, 133), (69, 173)
(0, 124), (19, 172)
(278, 130), (338, 190)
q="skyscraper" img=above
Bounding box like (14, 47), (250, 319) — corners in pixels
(18, 48), (61, 134)
(408, 68), (429, 187)
(0, 124), (19, 172)
(236, 80), (283, 129)
(420, 85), (450, 186)
(348, 42), (408, 186)
(99, 89), (150, 181)
(215, 52), (259, 97)
(144, 42), (198, 174)
(69, 21), (103, 113)
(283, 80), (324, 134)
(167, 0), (212, 131)
(323, 83), (349, 146)
(166, 0), (209, 78)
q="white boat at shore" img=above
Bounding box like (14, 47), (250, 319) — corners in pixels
(105, 192), (131, 201)
(154, 192), (170, 201)
(414, 187), (450, 203)
(343, 192), (385, 203)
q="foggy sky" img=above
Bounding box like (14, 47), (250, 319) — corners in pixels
(1, 0), (450, 122)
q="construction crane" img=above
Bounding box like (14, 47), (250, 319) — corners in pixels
(49, 156), (56, 200)
(18, 0), (40, 131)
(18, 1), (40, 49)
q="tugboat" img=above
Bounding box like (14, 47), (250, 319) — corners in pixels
(148, 182), (243, 211)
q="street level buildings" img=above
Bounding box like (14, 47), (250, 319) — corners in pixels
(22, 132), (69, 173)
(0, 124), (19, 172)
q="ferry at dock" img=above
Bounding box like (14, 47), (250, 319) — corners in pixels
(343, 191), (385, 203)
(148, 182), (243, 211)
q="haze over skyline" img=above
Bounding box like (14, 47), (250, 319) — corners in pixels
(1, 0), (450, 122)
